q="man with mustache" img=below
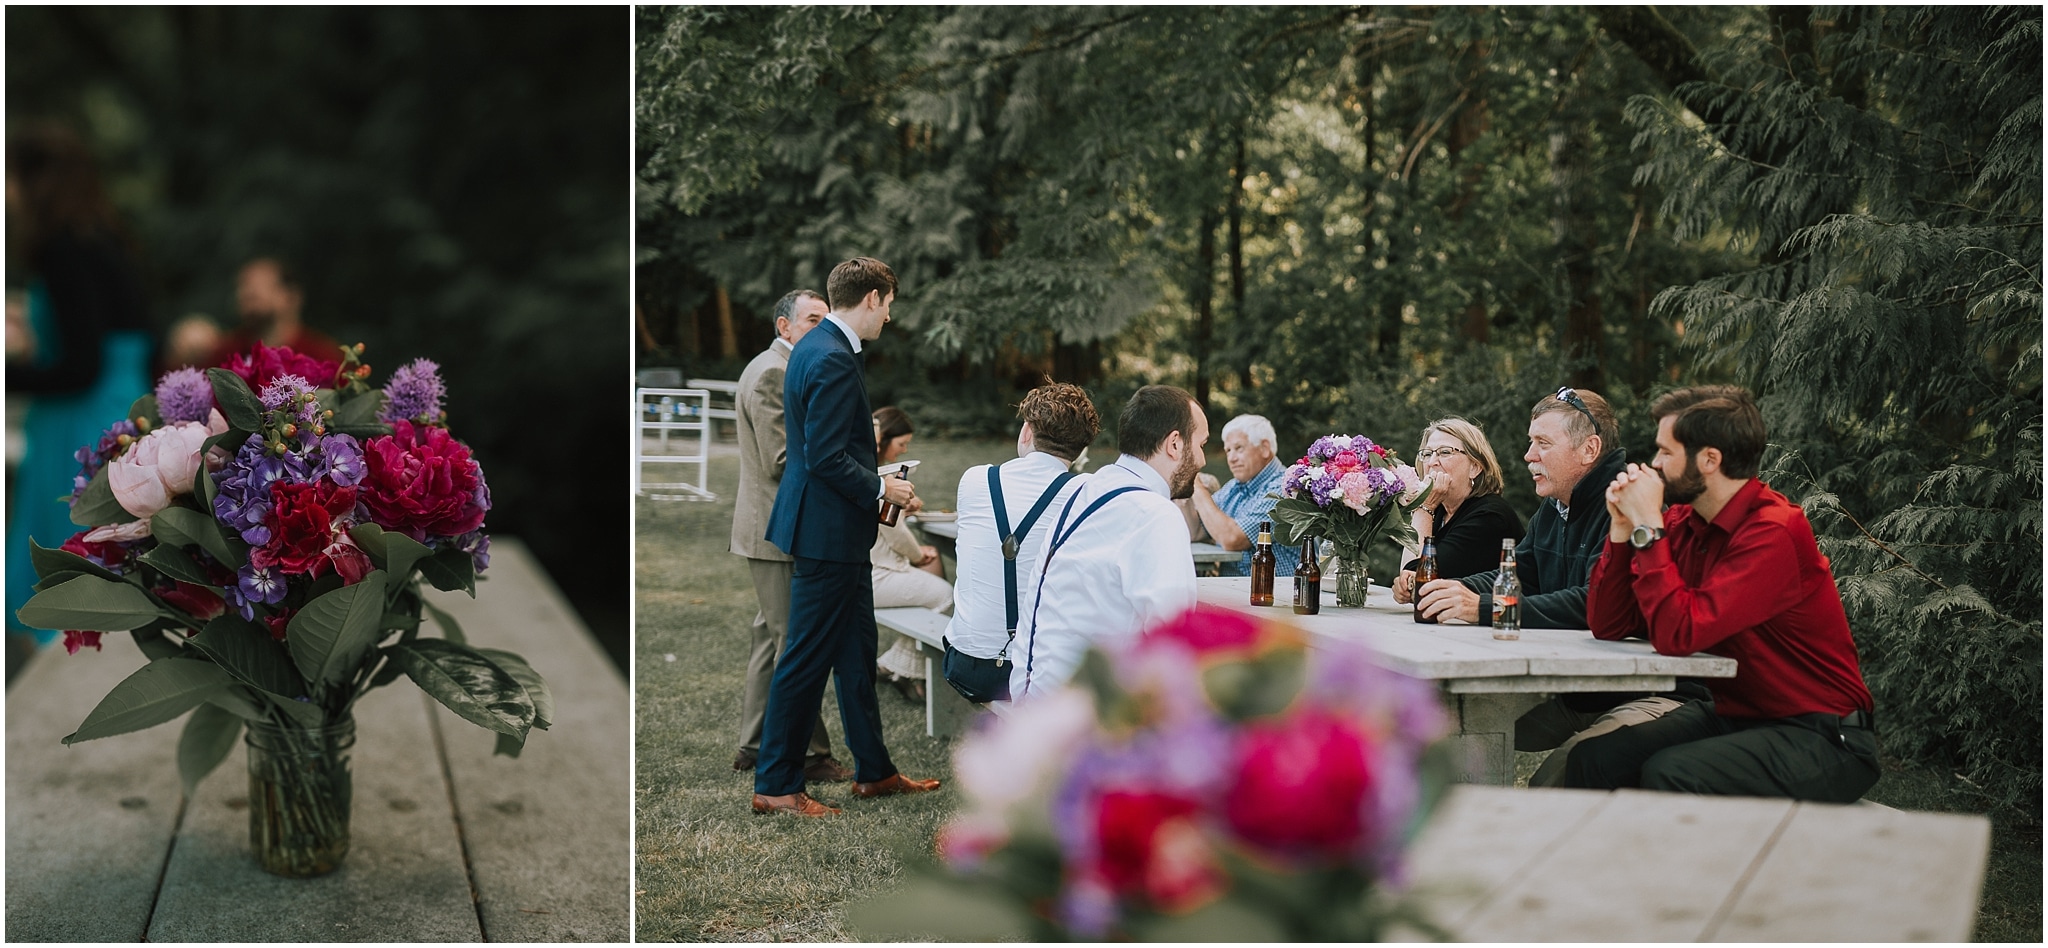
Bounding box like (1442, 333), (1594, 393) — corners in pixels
(1417, 387), (1705, 786)
(1563, 386), (1877, 801)
(1006, 385), (1205, 702)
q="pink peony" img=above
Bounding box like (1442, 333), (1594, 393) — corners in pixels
(358, 420), (489, 541)
(104, 411), (229, 526)
(1336, 471), (1377, 515)
(1142, 606), (1264, 657)
(1093, 791), (1226, 913)
(1224, 709), (1377, 858)
(1326, 450), (1363, 476)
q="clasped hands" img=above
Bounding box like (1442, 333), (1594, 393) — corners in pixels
(1604, 463), (1665, 541)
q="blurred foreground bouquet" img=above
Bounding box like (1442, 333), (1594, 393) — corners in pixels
(16, 343), (549, 876)
(858, 605), (1453, 941)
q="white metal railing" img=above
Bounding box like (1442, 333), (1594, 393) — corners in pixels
(634, 387), (715, 501)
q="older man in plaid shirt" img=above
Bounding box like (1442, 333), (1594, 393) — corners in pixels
(1182, 414), (1298, 578)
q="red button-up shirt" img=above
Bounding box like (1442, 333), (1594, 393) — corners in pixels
(1588, 478), (1873, 721)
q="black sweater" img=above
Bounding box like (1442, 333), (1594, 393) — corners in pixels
(1456, 449), (1628, 630)
(1403, 492), (1525, 579)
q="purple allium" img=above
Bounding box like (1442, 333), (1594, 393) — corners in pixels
(379, 358), (446, 425)
(259, 374), (321, 426)
(319, 434), (366, 485)
(155, 368), (216, 425)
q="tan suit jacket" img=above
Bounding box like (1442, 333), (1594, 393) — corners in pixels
(730, 339), (794, 561)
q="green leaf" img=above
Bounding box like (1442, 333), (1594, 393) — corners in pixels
(477, 648), (552, 730)
(68, 466), (138, 527)
(389, 639), (534, 738)
(206, 367), (265, 431)
(188, 614), (312, 702)
(417, 547), (477, 596)
(493, 731), (527, 758)
(330, 388), (391, 437)
(153, 505), (239, 567)
(177, 701), (244, 798)
(28, 538), (123, 584)
(18, 575), (163, 631)
(127, 393), (163, 429)
(64, 658), (234, 744)
(34, 569), (86, 592)
(348, 523), (431, 579)
(420, 598), (465, 645)
(287, 571), (390, 691)
(132, 626), (186, 661)
(139, 544), (212, 586)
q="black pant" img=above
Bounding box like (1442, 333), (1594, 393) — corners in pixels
(754, 557), (897, 796)
(1562, 700), (1881, 803)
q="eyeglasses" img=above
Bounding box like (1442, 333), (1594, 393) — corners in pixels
(1555, 386), (1599, 429)
(1416, 447), (1468, 462)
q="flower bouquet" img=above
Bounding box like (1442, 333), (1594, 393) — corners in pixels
(1270, 434), (1432, 606)
(855, 605), (1455, 941)
(15, 342), (550, 877)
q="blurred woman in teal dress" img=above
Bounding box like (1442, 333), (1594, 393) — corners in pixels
(6, 124), (152, 646)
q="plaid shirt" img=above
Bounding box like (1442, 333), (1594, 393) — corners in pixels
(1213, 459), (1296, 577)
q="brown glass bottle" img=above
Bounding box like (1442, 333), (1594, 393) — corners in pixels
(1293, 536), (1321, 615)
(1250, 521), (1277, 606)
(1413, 536), (1439, 624)
(878, 464), (910, 526)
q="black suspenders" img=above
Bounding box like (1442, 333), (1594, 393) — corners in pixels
(989, 465), (1076, 667)
(1018, 483), (1146, 696)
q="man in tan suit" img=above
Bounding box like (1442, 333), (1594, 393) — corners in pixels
(730, 288), (851, 780)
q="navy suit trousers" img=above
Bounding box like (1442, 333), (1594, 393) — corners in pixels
(754, 556), (897, 795)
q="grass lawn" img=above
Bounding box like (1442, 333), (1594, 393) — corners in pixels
(635, 435), (2039, 942)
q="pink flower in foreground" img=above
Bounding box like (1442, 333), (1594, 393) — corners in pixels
(105, 411), (228, 525)
(1094, 791), (1226, 914)
(1224, 709), (1378, 859)
(359, 420), (489, 541)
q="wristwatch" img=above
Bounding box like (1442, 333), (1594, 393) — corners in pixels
(1628, 524), (1665, 549)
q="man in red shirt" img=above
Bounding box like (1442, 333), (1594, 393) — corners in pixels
(1564, 385), (1879, 801)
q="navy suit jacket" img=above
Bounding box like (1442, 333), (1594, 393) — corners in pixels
(765, 321), (883, 562)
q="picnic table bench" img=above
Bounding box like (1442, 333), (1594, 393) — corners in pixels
(1198, 576), (1736, 786)
(1400, 784), (1991, 941)
(873, 607), (978, 739)
(5, 539), (629, 942)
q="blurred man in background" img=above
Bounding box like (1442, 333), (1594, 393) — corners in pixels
(220, 256), (337, 360)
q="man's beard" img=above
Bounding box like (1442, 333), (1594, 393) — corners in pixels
(1169, 449), (1201, 499)
(1661, 454), (1706, 504)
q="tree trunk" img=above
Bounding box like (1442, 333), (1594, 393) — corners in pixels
(1193, 207), (1219, 410)
(1549, 121), (1604, 393)
(1228, 133), (1250, 391)
(1447, 45), (1493, 346)
(713, 284), (738, 359)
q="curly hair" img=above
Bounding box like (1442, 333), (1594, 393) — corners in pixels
(1017, 379), (1100, 461)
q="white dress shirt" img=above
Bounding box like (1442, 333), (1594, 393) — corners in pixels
(945, 451), (1087, 661)
(1007, 455), (1197, 701)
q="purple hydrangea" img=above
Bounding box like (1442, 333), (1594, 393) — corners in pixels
(259, 374), (322, 427)
(1309, 471), (1338, 507)
(213, 434), (308, 545)
(155, 368), (216, 425)
(227, 564), (288, 620)
(318, 433), (366, 485)
(379, 358), (446, 425)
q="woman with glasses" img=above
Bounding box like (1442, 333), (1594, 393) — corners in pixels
(1392, 418), (1525, 603)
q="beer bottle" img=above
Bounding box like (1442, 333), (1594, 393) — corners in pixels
(878, 464), (911, 526)
(1491, 538), (1521, 640)
(1293, 536), (1321, 615)
(1413, 536), (1439, 624)
(1250, 521), (1277, 606)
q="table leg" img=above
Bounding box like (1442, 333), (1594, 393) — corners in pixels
(1447, 692), (1547, 786)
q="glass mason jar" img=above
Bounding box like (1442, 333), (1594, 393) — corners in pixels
(245, 715), (355, 878)
(1331, 555), (1371, 608)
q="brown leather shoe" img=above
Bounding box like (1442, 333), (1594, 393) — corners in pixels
(803, 755), (855, 783)
(732, 749), (758, 772)
(851, 773), (942, 798)
(751, 792), (841, 817)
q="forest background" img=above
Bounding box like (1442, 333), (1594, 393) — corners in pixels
(639, 5), (2041, 816)
(8, 7), (631, 668)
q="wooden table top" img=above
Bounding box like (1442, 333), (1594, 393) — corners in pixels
(5, 539), (629, 942)
(1197, 576), (1735, 692)
(1402, 785), (1990, 942)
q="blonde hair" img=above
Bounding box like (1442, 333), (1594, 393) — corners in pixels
(1416, 417), (1506, 497)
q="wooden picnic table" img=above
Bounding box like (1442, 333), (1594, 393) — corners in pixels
(1401, 784), (1991, 941)
(1196, 576), (1736, 785)
(5, 539), (629, 942)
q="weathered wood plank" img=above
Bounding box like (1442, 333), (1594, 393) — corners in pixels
(147, 682), (482, 942)
(425, 539), (631, 942)
(1457, 789), (1794, 942)
(1444, 674), (1678, 695)
(1395, 785), (1614, 937)
(1706, 800), (1991, 942)
(5, 635), (182, 942)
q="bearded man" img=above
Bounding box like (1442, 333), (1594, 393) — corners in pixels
(1005, 385), (1204, 702)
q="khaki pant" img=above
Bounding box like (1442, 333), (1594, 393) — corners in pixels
(1518, 695), (1687, 788)
(738, 558), (832, 758)
(871, 566), (953, 681)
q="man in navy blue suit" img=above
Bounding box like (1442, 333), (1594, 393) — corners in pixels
(753, 256), (941, 817)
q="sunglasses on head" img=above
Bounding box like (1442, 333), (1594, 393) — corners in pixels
(1555, 386), (1598, 428)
